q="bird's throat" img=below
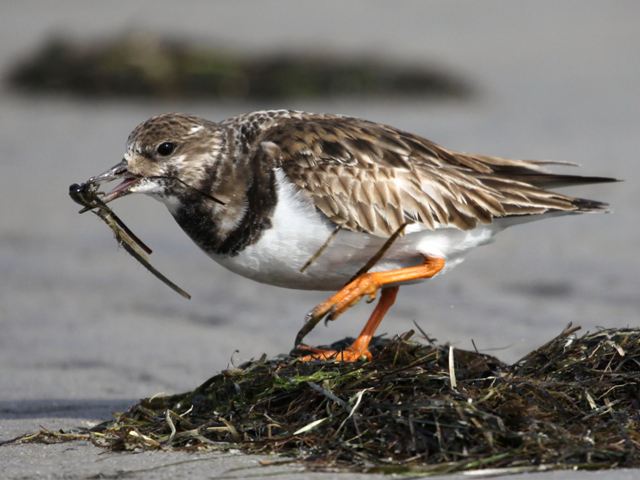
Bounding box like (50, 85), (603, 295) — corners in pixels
(172, 165), (278, 257)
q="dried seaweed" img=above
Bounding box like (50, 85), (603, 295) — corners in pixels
(68, 181), (191, 299)
(12, 326), (640, 475)
(8, 34), (473, 101)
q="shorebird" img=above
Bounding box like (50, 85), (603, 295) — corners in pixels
(88, 110), (616, 361)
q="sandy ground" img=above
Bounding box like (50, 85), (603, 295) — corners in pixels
(0, 1), (638, 478)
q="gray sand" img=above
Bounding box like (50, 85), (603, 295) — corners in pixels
(1, 1), (638, 478)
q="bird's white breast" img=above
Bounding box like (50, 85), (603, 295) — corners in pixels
(211, 169), (500, 291)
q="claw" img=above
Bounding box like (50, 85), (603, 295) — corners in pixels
(295, 309), (325, 347)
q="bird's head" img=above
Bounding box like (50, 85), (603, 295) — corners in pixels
(92, 113), (226, 208)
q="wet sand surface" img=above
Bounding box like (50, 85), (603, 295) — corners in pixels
(1, 1), (638, 478)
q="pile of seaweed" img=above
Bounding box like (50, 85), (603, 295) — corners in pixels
(7, 34), (472, 100)
(14, 326), (640, 475)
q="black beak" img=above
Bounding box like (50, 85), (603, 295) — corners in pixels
(88, 159), (128, 185)
(90, 159), (141, 203)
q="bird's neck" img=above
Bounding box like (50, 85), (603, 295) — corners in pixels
(170, 129), (279, 257)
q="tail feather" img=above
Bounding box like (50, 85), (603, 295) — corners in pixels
(507, 173), (618, 213)
(501, 172), (620, 189)
(571, 196), (611, 213)
(455, 152), (618, 218)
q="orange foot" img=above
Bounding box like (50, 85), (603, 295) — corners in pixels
(295, 343), (372, 363)
(296, 286), (400, 363)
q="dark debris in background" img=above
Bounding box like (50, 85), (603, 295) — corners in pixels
(6, 33), (473, 101)
(10, 325), (640, 476)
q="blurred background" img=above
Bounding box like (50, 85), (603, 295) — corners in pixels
(1, 0), (638, 415)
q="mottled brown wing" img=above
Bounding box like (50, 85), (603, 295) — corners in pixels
(257, 115), (605, 236)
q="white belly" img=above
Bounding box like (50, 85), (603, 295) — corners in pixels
(211, 171), (502, 291)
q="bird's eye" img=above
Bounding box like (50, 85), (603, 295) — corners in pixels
(156, 142), (176, 156)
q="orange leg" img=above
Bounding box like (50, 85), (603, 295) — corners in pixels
(297, 256), (446, 362)
(298, 286), (398, 362)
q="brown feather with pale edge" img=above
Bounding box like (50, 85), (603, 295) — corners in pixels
(251, 114), (615, 237)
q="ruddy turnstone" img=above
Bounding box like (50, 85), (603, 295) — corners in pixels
(88, 110), (616, 361)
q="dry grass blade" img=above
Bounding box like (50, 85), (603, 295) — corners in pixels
(299, 225), (342, 273)
(346, 222), (408, 284)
